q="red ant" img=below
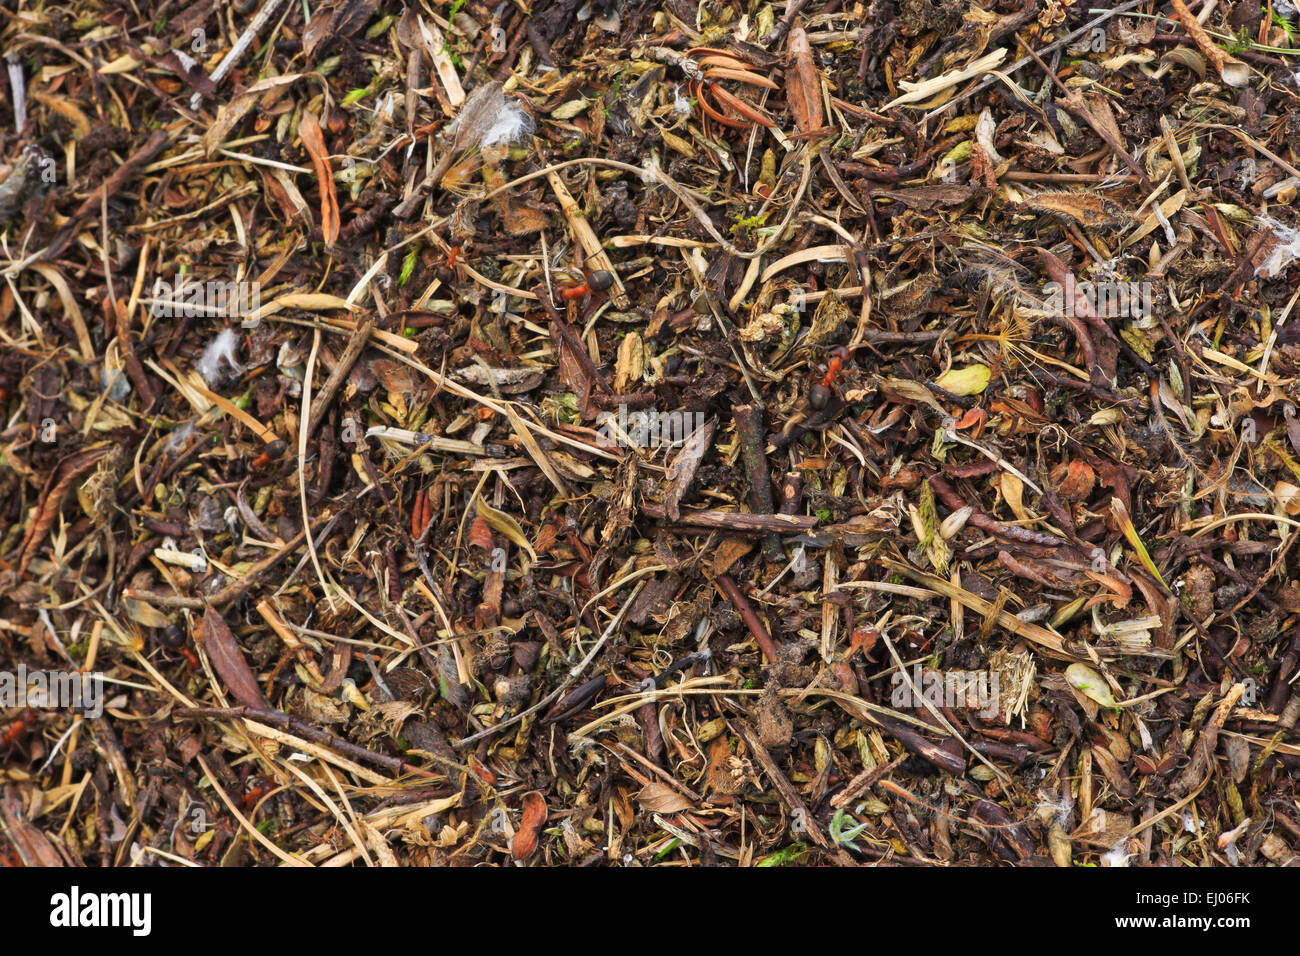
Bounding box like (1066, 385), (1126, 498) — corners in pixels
(177, 646), (201, 671)
(249, 439), (287, 471)
(160, 626), (200, 672)
(239, 778), (276, 813)
(809, 345), (853, 410)
(436, 236), (469, 283)
(1, 708), (38, 759)
(558, 269), (615, 302)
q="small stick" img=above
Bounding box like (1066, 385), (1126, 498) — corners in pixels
(736, 719), (829, 848)
(454, 580), (646, 748)
(122, 512), (340, 609)
(42, 129), (171, 261)
(1267, 634), (1300, 714)
(715, 574), (782, 663)
(639, 501), (818, 533)
(1171, 683), (1246, 796)
(778, 472), (804, 518)
(546, 170), (629, 308)
(177, 706), (440, 779)
(831, 753), (907, 808)
(920, 0), (1149, 123)
(189, 0), (290, 111)
(59, 621), (101, 788)
(1167, 0), (1250, 87)
(733, 404), (783, 562)
(762, 0), (814, 45)
(111, 296), (158, 410)
(306, 314), (374, 439)
(929, 474), (1067, 549)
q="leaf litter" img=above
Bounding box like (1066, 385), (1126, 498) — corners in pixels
(1, 0), (1300, 870)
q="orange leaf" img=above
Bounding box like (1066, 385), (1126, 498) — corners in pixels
(1083, 570), (1133, 610)
(298, 111), (340, 246)
(15, 446), (111, 576)
(710, 84), (776, 128)
(468, 515), (495, 553)
(512, 791), (547, 860)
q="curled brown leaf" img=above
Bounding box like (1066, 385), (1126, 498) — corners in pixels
(298, 111), (340, 246)
(785, 27), (824, 136)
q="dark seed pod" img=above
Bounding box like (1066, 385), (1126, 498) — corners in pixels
(587, 269), (615, 292)
(809, 383), (831, 410)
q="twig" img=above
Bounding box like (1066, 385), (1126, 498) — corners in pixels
(762, 0), (814, 45)
(122, 512), (342, 609)
(40, 128), (171, 262)
(735, 719), (829, 848)
(639, 501), (818, 533)
(715, 574), (782, 663)
(188, 0), (290, 111)
(178, 706), (441, 779)
(1167, 0), (1250, 87)
(1013, 34), (1152, 189)
(306, 313), (375, 439)
(453, 580), (646, 747)
(733, 404), (783, 562)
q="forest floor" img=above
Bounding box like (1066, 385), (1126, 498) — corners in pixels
(4, 0), (1300, 867)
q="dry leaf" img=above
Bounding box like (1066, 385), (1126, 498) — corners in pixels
(468, 514), (495, 553)
(476, 496), (537, 563)
(1019, 191), (1129, 228)
(664, 417), (715, 521)
(636, 783), (696, 814)
(298, 111), (340, 246)
(201, 606), (270, 710)
(785, 27), (824, 136)
(511, 791), (547, 860)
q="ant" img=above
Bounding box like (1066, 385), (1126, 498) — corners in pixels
(557, 268), (615, 303)
(1, 708), (38, 759)
(809, 345), (854, 410)
(159, 626), (201, 672)
(436, 236), (469, 283)
(239, 778), (276, 814)
(248, 439), (287, 471)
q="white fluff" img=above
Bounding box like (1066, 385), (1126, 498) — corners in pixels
(197, 328), (243, 386)
(673, 86), (692, 117)
(481, 102), (534, 149)
(165, 421), (196, 455)
(1035, 792), (1074, 827)
(1255, 217), (1300, 278)
(1101, 844), (1134, 867)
